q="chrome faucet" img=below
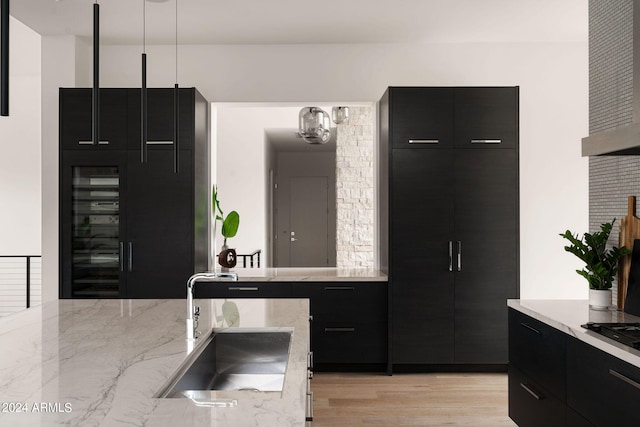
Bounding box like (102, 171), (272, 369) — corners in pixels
(186, 272), (238, 341)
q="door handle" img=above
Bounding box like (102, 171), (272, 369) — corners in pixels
(128, 242), (133, 272)
(448, 241), (453, 272)
(456, 241), (462, 272)
(119, 242), (124, 272)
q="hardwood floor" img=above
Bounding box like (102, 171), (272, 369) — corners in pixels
(310, 372), (517, 426)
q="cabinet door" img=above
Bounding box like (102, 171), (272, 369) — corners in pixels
(125, 149), (193, 298)
(567, 337), (640, 427)
(390, 87), (454, 149)
(391, 149), (455, 364)
(60, 88), (129, 150)
(454, 149), (518, 363)
(454, 87), (518, 149)
(60, 151), (128, 298)
(128, 88), (195, 151)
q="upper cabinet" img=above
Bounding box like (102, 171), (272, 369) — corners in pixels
(59, 88), (129, 150)
(454, 87), (518, 149)
(390, 87), (454, 149)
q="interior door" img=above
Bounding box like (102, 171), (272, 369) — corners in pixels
(289, 176), (330, 267)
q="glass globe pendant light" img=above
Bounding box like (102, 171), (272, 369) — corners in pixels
(298, 107), (331, 144)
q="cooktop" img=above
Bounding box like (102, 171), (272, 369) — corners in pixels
(582, 322), (640, 350)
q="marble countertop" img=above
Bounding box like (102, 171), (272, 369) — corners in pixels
(0, 298), (310, 427)
(508, 299), (640, 368)
(226, 267), (387, 282)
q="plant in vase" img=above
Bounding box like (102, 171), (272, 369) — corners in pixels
(212, 185), (240, 269)
(559, 219), (631, 309)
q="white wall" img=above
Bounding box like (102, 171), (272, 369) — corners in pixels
(40, 39), (589, 300)
(0, 17), (41, 256)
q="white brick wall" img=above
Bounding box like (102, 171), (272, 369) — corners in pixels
(335, 107), (375, 268)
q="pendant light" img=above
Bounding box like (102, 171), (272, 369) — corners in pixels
(297, 107), (331, 144)
(92, 1), (100, 145)
(173, 0), (179, 173)
(141, 0), (147, 163)
(1, 0), (9, 117)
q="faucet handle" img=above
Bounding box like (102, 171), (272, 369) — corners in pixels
(194, 305), (200, 317)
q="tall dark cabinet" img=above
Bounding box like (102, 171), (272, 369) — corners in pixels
(379, 87), (519, 370)
(59, 87), (209, 299)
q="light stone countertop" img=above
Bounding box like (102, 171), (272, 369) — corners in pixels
(0, 298), (310, 427)
(508, 299), (640, 368)
(226, 267), (387, 282)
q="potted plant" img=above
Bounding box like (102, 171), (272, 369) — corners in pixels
(212, 185), (240, 270)
(559, 219), (631, 309)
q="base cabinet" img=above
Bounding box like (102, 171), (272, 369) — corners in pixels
(567, 337), (640, 427)
(194, 281), (388, 368)
(509, 308), (640, 427)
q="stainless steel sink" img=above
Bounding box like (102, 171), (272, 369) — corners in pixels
(155, 329), (292, 401)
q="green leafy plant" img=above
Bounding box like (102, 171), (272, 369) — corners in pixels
(212, 185), (240, 244)
(559, 219), (631, 290)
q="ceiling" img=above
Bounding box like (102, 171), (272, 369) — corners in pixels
(11, 0), (587, 46)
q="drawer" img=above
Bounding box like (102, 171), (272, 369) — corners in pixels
(509, 308), (567, 400)
(567, 337), (640, 427)
(312, 317), (387, 364)
(293, 282), (387, 318)
(194, 282), (292, 298)
(509, 365), (566, 427)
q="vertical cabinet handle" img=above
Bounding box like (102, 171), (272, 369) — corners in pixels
(128, 242), (133, 272)
(119, 242), (124, 272)
(448, 241), (453, 272)
(457, 241), (462, 272)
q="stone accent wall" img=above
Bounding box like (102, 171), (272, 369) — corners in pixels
(589, 0), (639, 303)
(335, 106), (375, 268)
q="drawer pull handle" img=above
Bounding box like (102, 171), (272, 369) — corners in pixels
(520, 322), (541, 334)
(408, 139), (439, 144)
(324, 327), (355, 332)
(471, 139), (502, 144)
(609, 369), (640, 390)
(324, 286), (355, 291)
(227, 287), (259, 291)
(146, 140), (174, 145)
(79, 140), (109, 145)
(520, 382), (543, 400)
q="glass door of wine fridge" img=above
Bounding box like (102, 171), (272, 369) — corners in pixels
(70, 166), (121, 297)
(61, 150), (127, 299)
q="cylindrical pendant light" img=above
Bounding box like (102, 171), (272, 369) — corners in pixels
(1, 0), (9, 117)
(173, 0), (179, 173)
(141, 0), (147, 163)
(92, 2), (100, 145)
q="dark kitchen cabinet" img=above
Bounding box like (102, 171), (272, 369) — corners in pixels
(59, 88), (129, 150)
(59, 87), (209, 299)
(567, 337), (640, 427)
(379, 86), (519, 369)
(292, 282), (387, 366)
(508, 308), (567, 427)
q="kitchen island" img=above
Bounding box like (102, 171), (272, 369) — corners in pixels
(0, 298), (310, 427)
(230, 267), (387, 282)
(508, 299), (640, 426)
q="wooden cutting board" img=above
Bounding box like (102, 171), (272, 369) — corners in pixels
(618, 196), (640, 309)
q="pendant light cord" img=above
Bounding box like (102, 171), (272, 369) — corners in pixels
(173, 0), (179, 173)
(141, 0), (147, 163)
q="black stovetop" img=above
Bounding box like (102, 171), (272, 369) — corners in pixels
(582, 322), (640, 349)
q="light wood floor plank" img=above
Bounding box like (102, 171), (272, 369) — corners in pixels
(310, 372), (517, 427)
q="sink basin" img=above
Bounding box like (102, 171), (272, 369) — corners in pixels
(155, 329), (292, 401)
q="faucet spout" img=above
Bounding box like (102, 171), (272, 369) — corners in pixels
(186, 272), (239, 341)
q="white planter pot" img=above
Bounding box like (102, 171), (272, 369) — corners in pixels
(589, 289), (612, 310)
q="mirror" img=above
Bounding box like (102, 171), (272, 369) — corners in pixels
(212, 102), (376, 269)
